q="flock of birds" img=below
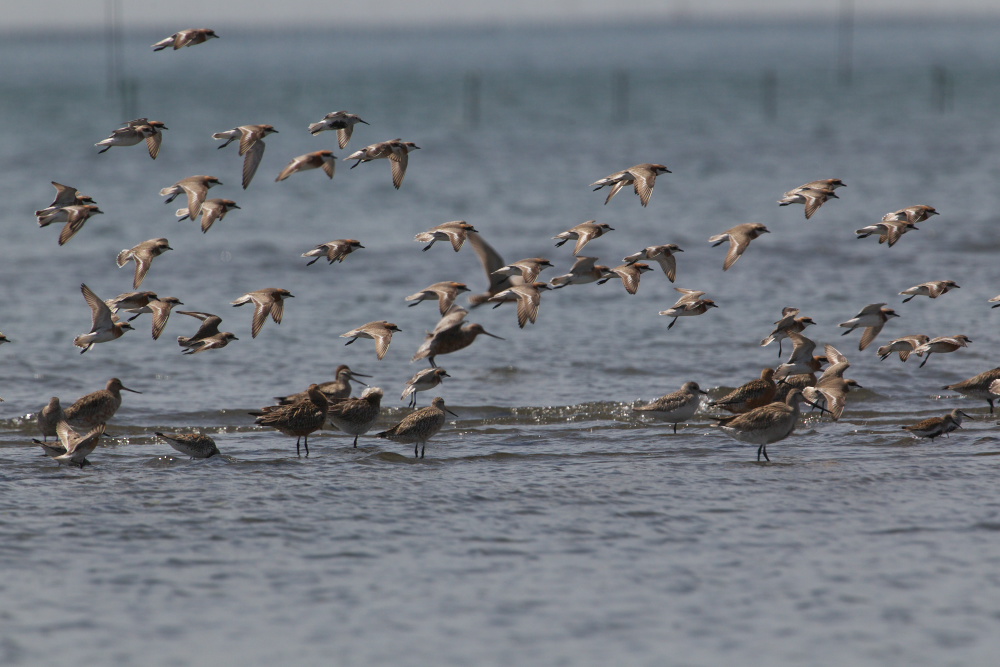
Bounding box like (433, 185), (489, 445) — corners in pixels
(16, 28), (1000, 467)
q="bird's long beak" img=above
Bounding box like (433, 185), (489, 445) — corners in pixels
(482, 330), (505, 340)
(445, 408), (459, 418)
(121, 385), (142, 394)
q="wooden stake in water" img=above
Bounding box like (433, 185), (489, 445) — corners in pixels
(464, 72), (481, 128)
(837, 0), (854, 87)
(614, 69), (629, 123)
(761, 70), (777, 122)
(932, 66), (953, 113)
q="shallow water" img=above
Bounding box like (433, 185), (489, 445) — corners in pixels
(2, 20), (1000, 666)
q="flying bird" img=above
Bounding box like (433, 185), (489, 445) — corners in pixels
(212, 124), (278, 189)
(301, 239), (364, 266)
(708, 223), (770, 271)
(275, 150), (336, 182)
(231, 288), (294, 338)
(307, 111), (368, 148)
(152, 28), (219, 51)
(74, 284), (134, 353)
(553, 221), (615, 256)
(838, 303), (899, 351)
(116, 237), (172, 289)
(341, 321), (402, 360)
(591, 163), (671, 207)
(344, 138), (420, 189)
(160, 175), (222, 220)
(176, 198), (240, 233)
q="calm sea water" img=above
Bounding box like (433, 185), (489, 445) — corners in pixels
(3, 19), (1000, 666)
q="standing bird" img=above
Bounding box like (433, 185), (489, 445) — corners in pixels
(549, 256), (613, 288)
(902, 409), (972, 440)
(883, 204), (938, 224)
(913, 335), (972, 368)
(713, 389), (819, 462)
(252, 384), (329, 457)
(156, 432), (220, 459)
(212, 124), (278, 189)
(74, 284), (134, 353)
(760, 307), (816, 357)
(412, 307), (504, 367)
(488, 282), (551, 328)
(275, 150), (336, 182)
(344, 138), (419, 189)
(177, 198), (240, 233)
(659, 288), (718, 330)
(307, 110), (368, 148)
(152, 28), (219, 50)
(591, 163), (671, 207)
(633, 381), (707, 433)
(37, 397), (64, 442)
(623, 244), (683, 282)
(708, 223), (770, 271)
(231, 288), (294, 338)
(838, 303), (899, 351)
(942, 368), (1000, 413)
(414, 221), (478, 252)
(302, 239), (364, 266)
(63, 378), (141, 428)
(341, 321), (402, 360)
(160, 175), (222, 220)
(116, 238), (172, 289)
(597, 262), (653, 295)
(553, 220), (615, 256)
(899, 280), (960, 303)
(35, 422), (106, 468)
(709, 368), (778, 414)
(405, 282), (471, 315)
(402, 368), (450, 408)
(377, 397), (456, 459)
(275, 364), (370, 405)
(876, 334), (930, 362)
(327, 387), (384, 447)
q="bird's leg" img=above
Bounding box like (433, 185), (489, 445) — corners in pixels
(989, 398), (995, 415)
(919, 354), (930, 369)
(304, 435), (310, 457)
(420, 445), (425, 459)
(296, 436), (301, 457)
(414, 443), (419, 458)
(353, 435), (358, 448)
(672, 423), (677, 434)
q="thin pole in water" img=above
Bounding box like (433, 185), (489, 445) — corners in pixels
(761, 70), (777, 122)
(837, 0), (854, 87)
(614, 69), (629, 123)
(464, 72), (481, 128)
